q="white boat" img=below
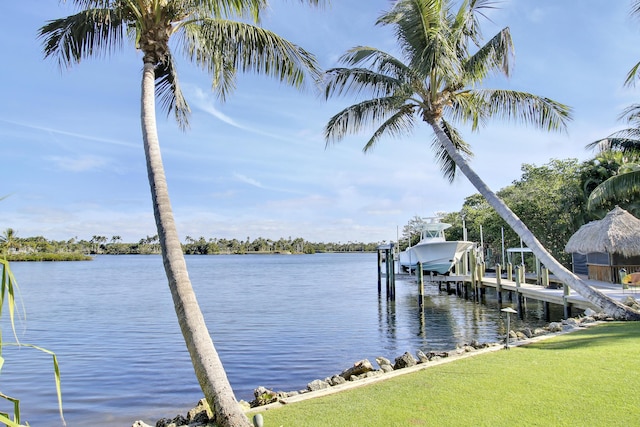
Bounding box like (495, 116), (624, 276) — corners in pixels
(399, 218), (474, 275)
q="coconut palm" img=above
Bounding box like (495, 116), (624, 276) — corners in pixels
(39, 1), (324, 425)
(586, 104), (640, 213)
(321, 0), (640, 319)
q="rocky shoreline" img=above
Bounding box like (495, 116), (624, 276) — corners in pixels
(132, 302), (638, 427)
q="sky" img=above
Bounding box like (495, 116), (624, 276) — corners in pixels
(1, 1), (640, 245)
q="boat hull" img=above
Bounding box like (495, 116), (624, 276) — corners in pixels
(400, 241), (474, 275)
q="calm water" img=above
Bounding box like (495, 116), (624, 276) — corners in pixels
(0, 253), (563, 426)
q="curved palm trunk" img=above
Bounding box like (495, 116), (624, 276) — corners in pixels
(428, 120), (640, 320)
(140, 61), (252, 427)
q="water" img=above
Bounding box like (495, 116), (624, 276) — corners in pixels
(0, 253), (563, 426)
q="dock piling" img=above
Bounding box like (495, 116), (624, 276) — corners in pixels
(418, 263), (424, 307)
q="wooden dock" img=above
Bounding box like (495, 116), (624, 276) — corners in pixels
(424, 270), (637, 318)
(376, 248), (637, 319)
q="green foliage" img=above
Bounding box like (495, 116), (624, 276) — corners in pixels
(262, 322), (640, 426)
(439, 159), (586, 268)
(0, 259), (66, 426)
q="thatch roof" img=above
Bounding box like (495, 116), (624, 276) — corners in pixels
(564, 206), (640, 257)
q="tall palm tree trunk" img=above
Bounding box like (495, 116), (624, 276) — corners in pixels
(428, 120), (640, 320)
(140, 60), (252, 427)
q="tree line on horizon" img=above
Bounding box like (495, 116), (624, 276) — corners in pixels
(0, 230), (380, 257)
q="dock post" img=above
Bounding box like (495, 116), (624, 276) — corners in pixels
(515, 266), (524, 319)
(541, 266), (549, 288)
(385, 248), (391, 300)
(507, 262), (513, 281)
(418, 262), (424, 307)
(390, 248), (396, 301)
(377, 249), (382, 295)
(543, 301), (550, 322)
(563, 283), (571, 318)
(496, 263), (503, 304)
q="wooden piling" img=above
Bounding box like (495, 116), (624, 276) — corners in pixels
(515, 266), (524, 319)
(541, 266), (549, 288)
(496, 263), (503, 304)
(377, 249), (382, 295)
(418, 262), (424, 307)
(563, 283), (571, 318)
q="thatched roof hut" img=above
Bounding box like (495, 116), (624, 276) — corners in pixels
(565, 206), (640, 282)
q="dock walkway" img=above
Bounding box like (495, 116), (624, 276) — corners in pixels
(425, 273), (637, 314)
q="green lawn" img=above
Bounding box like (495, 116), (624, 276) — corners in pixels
(257, 322), (640, 426)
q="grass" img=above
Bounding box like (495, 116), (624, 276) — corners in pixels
(258, 322), (640, 426)
(5, 252), (92, 261)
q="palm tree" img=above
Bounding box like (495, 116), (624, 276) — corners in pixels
(586, 104), (640, 212)
(321, 0), (640, 319)
(0, 228), (19, 255)
(39, 1), (324, 425)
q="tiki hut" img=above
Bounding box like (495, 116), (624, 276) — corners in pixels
(565, 206), (640, 283)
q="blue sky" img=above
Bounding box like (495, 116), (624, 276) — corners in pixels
(1, 1), (639, 244)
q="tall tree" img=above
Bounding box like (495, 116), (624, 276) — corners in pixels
(39, 1), (324, 425)
(321, 0), (640, 319)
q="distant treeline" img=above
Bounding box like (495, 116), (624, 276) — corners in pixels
(1, 233), (383, 259)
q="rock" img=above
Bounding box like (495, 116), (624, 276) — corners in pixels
(394, 352), (417, 369)
(515, 331), (526, 340)
(375, 356), (392, 368)
(156, 414), (188, 427)
(251, 386), (278, 407)
(380, 364), (394, 373)
(532, 328), (545, 336)
(427, 351), (449, 360)
(562, 318), (579, 326)
(623, 296), (640, 311)
(329, 375), (346, 386)
(581, 316), (596, 324)
(340, 359), (374, 380)
(548, 322), (562, 332)
(132, 421), (153, 427)
(307, 379), (331, 392)
(187, 398), (212, 423)
(584, 308), (598, 317)
(416, 350), (429, 363)
(521, 328), (533, 338)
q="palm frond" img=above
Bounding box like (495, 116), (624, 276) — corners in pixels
(38, 8), (126, 68)
(586, 134), (640, 154)
(624, 60), (640, 87)
(180, 19), (319, 101)
(482, 89), (572, 132)
(618, 103), (640, 127)
(447, 90), (488, 130)
(464, 27), (513, 82)
(321, 67), (404, 100)
(431, 119), (473, 182)
(337, 47), (411, 80)
(587, 170), (640, 210)
(378, 0), (461, 81)
(325, 97), (411, 145)
(452, 0), (499, 49)
(362, 106), (417, 152)
(155, 52), (191, 130)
